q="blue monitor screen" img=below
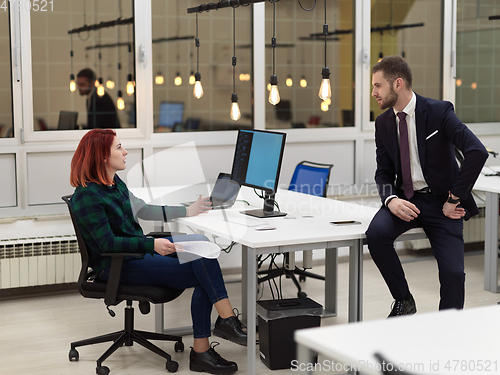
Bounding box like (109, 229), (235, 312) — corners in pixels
(158, 102), (184, 128)
(231, 129), (286, 193)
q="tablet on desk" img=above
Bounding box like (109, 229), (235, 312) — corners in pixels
(330, 220), (361, 226)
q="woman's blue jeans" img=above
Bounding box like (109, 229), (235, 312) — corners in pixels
(99, 234), (228, 338)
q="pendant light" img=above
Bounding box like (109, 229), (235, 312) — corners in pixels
(230, 7), (241, 121)
(268, 0), (280, 105)
(69, 34), (76, 92)
(189, 70), (196, 85)
(193, 12), (204, 99)
(116, 10), (124, 111)
(126, 24), (135, 95)
(318, 0), (331, 101)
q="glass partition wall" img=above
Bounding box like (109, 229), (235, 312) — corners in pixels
(456, 0), (500, 124)
(0, 9), (13, 138)
(152, 0), (252, 133)
(265, 0), (355, 129)
(30, 0), (135, 132)
(370, 0), (443, 120)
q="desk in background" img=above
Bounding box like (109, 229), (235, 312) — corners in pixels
(473, 166), (500, 293)
(295, 304), (500, 375)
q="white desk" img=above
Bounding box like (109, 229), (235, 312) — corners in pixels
(473, 167), (500, 293)
(131, 185), (425, 375)
(295, 304), (500, 375)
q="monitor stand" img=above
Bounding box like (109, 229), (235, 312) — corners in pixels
(241, 192), (287, 218)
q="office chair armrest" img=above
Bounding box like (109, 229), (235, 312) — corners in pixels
(146, 231), (186, 238)
(101, 252), (145, 306)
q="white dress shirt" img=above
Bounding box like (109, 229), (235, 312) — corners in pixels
(384, 92), (428, 206)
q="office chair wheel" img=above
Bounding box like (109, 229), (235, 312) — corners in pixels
(297, 291), (307, 298)
(166, 360), (179, 373)
(174, 341), (184, 352)
(68, 349), (79, 361)
(96, 366), (110, 375)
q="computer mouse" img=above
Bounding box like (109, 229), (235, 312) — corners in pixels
(255, 224), (276, 231)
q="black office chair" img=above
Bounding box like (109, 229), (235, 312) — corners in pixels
(62, 195), (185, 375)
(257, 161), (333, 298)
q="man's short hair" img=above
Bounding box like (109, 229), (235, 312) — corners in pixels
(372, 55), (412, 89)
(77, 68), (96, 83)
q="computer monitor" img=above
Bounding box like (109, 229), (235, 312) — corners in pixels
(58, 111), (78, 130)
(230, 129), (287, 218)
(158, 102), (184, 128)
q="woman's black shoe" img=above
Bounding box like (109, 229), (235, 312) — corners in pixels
(189, 343), (238, 374)
(213, 310), (247, 346)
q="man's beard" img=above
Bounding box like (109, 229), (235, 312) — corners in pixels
(379, 87), (398, 109)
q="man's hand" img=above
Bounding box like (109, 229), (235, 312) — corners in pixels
(442, 202), (466, 219)
(387, 197), (420, 222)
(154, 238), (177, 256)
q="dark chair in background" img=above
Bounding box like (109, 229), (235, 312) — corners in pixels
(62, 195), (185, 375)
(257, 161), (334, 298)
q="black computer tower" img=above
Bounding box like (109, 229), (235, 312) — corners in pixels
(257, 298), (322, 370)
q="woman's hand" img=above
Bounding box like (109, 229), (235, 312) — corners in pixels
(154, 238), (177, 256)
(186, 196), (212, 217)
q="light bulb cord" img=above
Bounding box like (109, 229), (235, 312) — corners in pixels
(232, 7), (236, 94)
(272, 0), (276, 77)
(323, 0), (327, 68)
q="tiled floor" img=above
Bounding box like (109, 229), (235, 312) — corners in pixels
(0, 250), (498, 375)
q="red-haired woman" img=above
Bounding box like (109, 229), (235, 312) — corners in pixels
(70, 129), (246, 374)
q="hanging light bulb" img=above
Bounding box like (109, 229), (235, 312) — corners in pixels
(268, 75), (280, 105)
(155, 72), (164, 85)
(193, 72), (204, 99)
(324, 97), (331, 106)
(174, 72), (182, 86)
(286, 75), (293, 87)
(69, 74), (76, 92)
(321, 100), (329, 112)
(230, 93), (241, 121)
(299, 75), (307, 88)
(318, 67), (331, 101)
(189, 71), (196, 85)
(106, 78), (115, 89)
(116, 90), (125, 110)
(318, 0), (332, 101)
(126, 73), (134, 95)
(239, 72), (246, 81)
(96, 78), (104, 97)
(94, 79), (100, 88)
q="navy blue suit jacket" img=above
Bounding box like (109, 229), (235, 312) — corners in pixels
(374, 93), (488, 219)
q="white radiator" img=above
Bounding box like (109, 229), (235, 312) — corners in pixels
(0, 235), (80, 289)
(404, 208), (487, 250)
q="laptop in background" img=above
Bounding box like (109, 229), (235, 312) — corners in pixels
(182, 173), (241, 209)
(58, 111), (78, 130)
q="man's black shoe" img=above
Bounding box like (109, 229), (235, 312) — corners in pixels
(189, 343), (238, 374)
(387, 294), (417, 318)
(213, 310), (247, 346)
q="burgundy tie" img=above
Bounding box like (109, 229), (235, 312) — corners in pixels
(397, 112), (414, 200)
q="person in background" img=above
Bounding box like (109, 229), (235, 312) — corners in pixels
(366, 55), (488, 317)
(76, 69), (120, 129)
(70, 128), (246, 374)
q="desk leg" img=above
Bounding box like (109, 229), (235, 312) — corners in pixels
(324, 247), (338, 317)
(484, 192), (500, 293)
(296, 343), (316, 375)
(242, 245), (257, 375)
(348, 240), (363, 322)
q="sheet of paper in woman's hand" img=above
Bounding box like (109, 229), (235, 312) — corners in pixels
(174, 241), (221, 259)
